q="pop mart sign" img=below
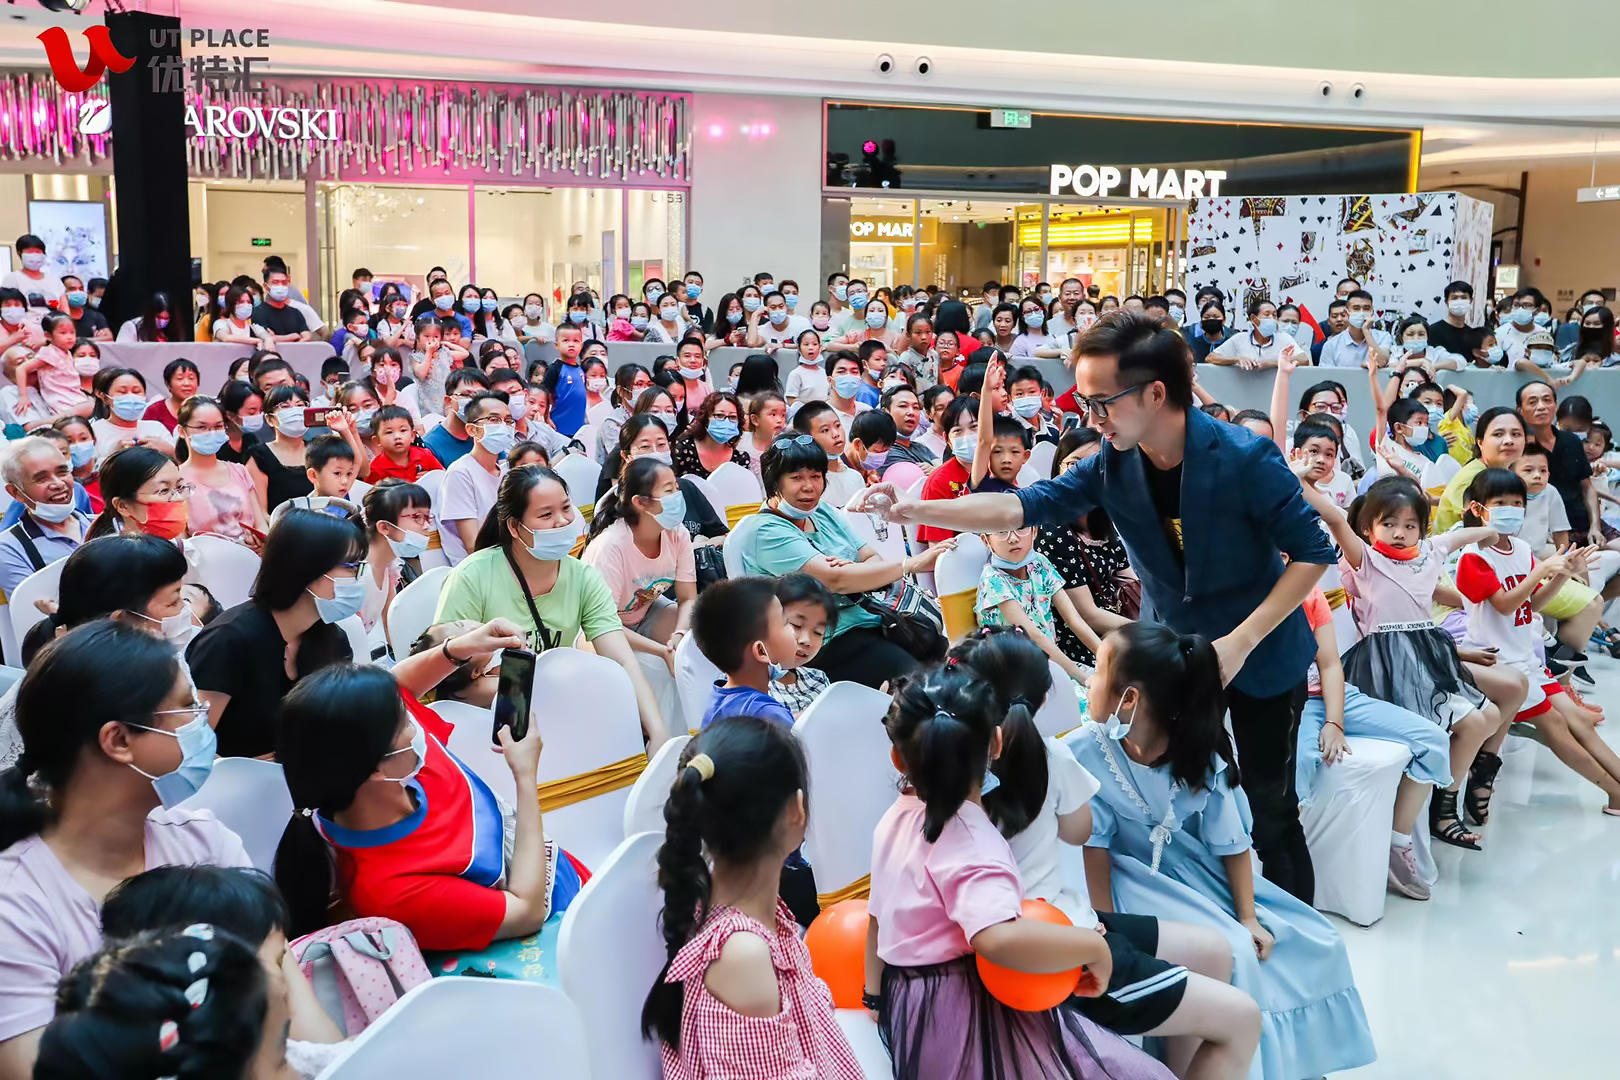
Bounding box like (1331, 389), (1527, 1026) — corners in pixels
(1049, 164), (1228, 200)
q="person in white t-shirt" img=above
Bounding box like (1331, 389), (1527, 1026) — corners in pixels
(793, 400), (865, 509)
(1511, 445), (1570, 555)
(1209, 299), (1303, 370)
(0, 234), (65, 307)
(950, 626), (1260, 1057)
(824, 353), (870, 437)
(749, 290), (810, 351)
(1454, 471), (1620, 814)
(436, 392), (510, 563)
(784, 329), (829, 406)
(91, 369), (176, 462)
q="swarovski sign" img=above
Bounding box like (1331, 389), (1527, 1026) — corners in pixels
(184, 105), (342, 141)
(1049, 165), (1227, 200)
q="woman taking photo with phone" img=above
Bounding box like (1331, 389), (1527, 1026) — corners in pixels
(273, 660), (589, 952)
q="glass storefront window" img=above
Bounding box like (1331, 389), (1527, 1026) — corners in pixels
(322, 183), (469, 317)
(474, 186), (620, 302)
(192, 179), (309, 293)
(626, 189), (686, 297)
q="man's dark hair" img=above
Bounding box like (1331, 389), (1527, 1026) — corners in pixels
(1346, 289), (1374, 306)
(1328, 299), (1348, 313)
(849, 408), (897, 450)
(304, 434), (355, 472)
(1443, 280), (1474, 300)
(1075, 310), (1195, 409)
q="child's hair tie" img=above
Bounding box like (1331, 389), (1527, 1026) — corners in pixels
(687, 753), (715, 783)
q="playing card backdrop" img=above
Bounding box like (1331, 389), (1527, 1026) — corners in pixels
(1185, 193), (1493, 330)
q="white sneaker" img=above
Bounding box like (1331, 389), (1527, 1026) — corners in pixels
(1388, 844), (1430, 901)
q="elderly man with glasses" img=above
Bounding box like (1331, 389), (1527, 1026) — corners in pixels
(853, 311), (1336, 904)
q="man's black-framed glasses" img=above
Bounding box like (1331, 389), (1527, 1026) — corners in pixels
(1078, 383), (1146, 421)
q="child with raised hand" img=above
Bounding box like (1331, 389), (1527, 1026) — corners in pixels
(642, 716), (863, 1080)
(865, 665), (1176, 1080)
(1455, 467), (1620, 815)
(976, 523), (1101, 684)
(1293, 462), (1501, 851)
(974, 353), (1031, 491)
(1075, 624), (1375, 1080)
(953, 628), (1261, 1080)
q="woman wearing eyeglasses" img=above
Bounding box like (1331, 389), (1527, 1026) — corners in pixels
(0, 620), (249, 1078)
(852, 312), (1338, 905)
(187, 508), (368, 759)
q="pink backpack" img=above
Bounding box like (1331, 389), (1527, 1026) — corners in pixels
(289, 917), (432, 1037)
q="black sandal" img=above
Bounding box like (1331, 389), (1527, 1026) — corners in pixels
(1465, 750), (1503, 826)
(1430, 789), (1482, 850)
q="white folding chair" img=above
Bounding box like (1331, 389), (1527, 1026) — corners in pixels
(385, 565), (454, 659)
(934, 532), (988, 640)
(338, 615), (373, 664)
(0, 664), (22, 696)
(0, 611), (17, 670)
(1300, 736), (1412, 927)
(900, 474), (928, 557)
(673, 632), (721, 732)
(706, 460), (764, 528)
(554, 454), (602, 520)
(7, 559), (64, 652)
(1028, 439), (1057, 480)
(681, 474), (724, 525)
(315, 977), (589, 1080)
(177, 758), (293, 873)
(557, 832), (665, 1080)
(724, 513), (764, 580)
(412, 469), (446, 505)
(622, 735), (690, 837)
(433, 698), (515, 806)
(1015, 462), (1041, 487)
(530, 648), (647, 867)
(836, 1010), (894, 1079)
(793, 681), (900, 900)
(188, 533), (262, 610)
(1033, 660), (1085, 738)
(412, 470), (452, 570)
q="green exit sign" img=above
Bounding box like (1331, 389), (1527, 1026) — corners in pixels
(989, 108), (1032, 130)
(250, 237), (272, 247)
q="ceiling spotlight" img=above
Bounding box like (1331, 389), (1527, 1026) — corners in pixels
(33, 0), (95, 13)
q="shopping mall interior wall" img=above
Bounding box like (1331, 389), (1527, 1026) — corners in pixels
(1520, 164), (1620, 306)
(690, 93), (822, 298)
(192, 184), (309, 298)
(0, 176), (31, 256)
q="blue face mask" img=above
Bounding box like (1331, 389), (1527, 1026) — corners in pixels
(522, 514), (584, 560)
(188, 430), (229, 456)
(1257, 317), (1277, 338)
(69, 441), (95, 467)
(849, 293), (869, 310)
(1425, 406), (1445, 429)
(481, 298), (498, 313)
(833, 374), (863, 399)
(646, 287), (665, 303)
(772, 497), (814, 520)
(354, 408), (377, 436)
(743, 296), (763, 313)
(1024, 312), (1045, 329)
(981, 766), (1000, 795)
(569, 311), (589, 324)
(1533, 311), (1552, 326)
(1487, 505), (1526, 536)
(1100, 701), (1135, 742)
(1510, 309), (1534, 327)
(308, 573), (366, 625)
(1011, 396), (1043, 420)
(127, 709), (217, 808)
(110, 394), (147, 421)
(833, 285), (848, 301)
(785, 294), (799, 310)
(386, 527), (430, 560)
(651, 490), (687, 530)
(66, 290), (87, 307)
(863, 449), (889, 471)
(1485, 345), (1505, 364)
(706, 418), (740, 443)
(631, 315), (649, 330)
(685, 283), (702, 300)
(726, 310), (743, 325)
(990, 549), (1035, 571)
(950, 434), (976, 464)
(462, 298), (481, 314)
(1463, 403), (1480, 425)
(478, 422), (516, 456)
(865, 310), (888, 329)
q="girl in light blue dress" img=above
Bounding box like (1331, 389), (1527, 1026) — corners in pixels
(1072, 623), (1376, 1080)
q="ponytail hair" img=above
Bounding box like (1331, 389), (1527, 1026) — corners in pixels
(642, 716), (808, 1050)
(948, 627), (1054, 838)
(273, 664), (406, 936)
(883, 667), (1002, 843)
(1104, 623), (1236, 791)
(587, 455), (667, 541)
(37, 927), (269, 1080)
(472, 463), (568, 553)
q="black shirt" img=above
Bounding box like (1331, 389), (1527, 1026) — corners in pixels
(1140, 453), (1184, 565)
(1544, 428), (1594, 534)
(684, 301), (712, 336)
(1428, 319), (1485, 361)
(71, 309), (108, 338)
(216, 430), (262, 466)
(246, 441), (313, 511)
(186, 602), (353, 757)
(251, 301), (308, 338)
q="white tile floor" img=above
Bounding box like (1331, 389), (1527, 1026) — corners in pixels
(1337, 654), (1620, 1079)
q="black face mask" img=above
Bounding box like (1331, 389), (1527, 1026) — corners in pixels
(1202, 319), (1224, 335)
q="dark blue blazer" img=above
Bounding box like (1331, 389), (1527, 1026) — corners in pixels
(1015, 407), (1335, 697)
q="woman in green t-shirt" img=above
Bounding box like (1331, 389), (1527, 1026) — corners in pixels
(432, 465), (668, 750)
(739, 435), (950, 688)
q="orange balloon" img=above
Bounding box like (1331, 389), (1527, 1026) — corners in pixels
(975, 898), (1087, 1012)
(804, 899), (870, 1009)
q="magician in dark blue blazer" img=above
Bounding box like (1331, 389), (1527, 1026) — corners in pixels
(853, 312), (1337, 903)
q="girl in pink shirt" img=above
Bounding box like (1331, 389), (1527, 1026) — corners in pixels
(865, 668), (1175, 1080)
(13, 312), (91, 419)
(643, 716), (862, 1080)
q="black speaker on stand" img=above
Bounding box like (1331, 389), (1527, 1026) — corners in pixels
(102, 11), (190, 333)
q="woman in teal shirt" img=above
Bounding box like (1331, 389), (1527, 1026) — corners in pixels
(739, 435), (950, 687)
